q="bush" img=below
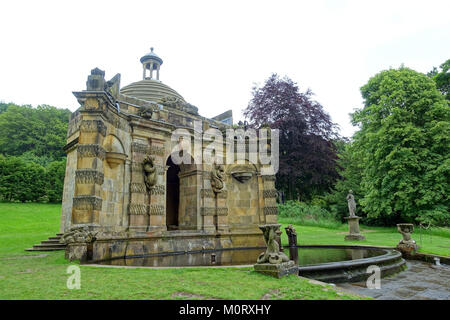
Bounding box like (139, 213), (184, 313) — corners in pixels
(278, 200), (341, 229)
(0, 155), (65, 203)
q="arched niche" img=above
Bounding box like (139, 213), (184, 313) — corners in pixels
(165, 152), (201, 231)
(101, 134), (127, 228)
(103, 134), (127, 168)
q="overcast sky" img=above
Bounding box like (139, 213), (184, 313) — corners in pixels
(1, 0), (449, 137)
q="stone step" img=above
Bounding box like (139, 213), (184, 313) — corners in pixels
(41, 240), (61, 244)
(25, 247), (64, 252)
(25, 233), (66, 252)
(33, 243), (66, 249)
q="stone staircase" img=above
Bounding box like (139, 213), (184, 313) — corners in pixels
(25, 233), (66, 251)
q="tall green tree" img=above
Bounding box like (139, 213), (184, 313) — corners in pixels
(46, 159), (66, 203)
(428, 59), (450, 101)
(324, 140), (365, 222)
(0, 104), (71, 160)
(352, 67), (450, 226)
(0, 156), (47, 202)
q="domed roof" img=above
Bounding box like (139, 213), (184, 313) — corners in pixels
(140, 47), (163, 65)
(120, 79), (185, 103)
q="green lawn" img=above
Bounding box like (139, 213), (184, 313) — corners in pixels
(278, 218), (450, 257)
(0, 202), (362, 300)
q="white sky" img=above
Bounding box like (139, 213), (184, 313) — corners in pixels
(1, 0), (449, 137)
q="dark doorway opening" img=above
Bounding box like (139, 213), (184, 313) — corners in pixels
(166, 156), (180, 230)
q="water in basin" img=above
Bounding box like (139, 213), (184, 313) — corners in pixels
(95, 247), (385, 268)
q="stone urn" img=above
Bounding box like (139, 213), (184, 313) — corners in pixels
(397, 223), (418, 253)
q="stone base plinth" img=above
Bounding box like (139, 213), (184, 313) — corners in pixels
(345, 234), (366, 241)
(344, 216), (365, 241)
(254, 261), (298, 278)
(65, 230), (266, 263)
(65, 243), (90, 262)
(397, 242), (419, 255)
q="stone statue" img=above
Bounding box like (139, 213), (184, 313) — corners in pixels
(210, 164), (225, 194)
(60, 226), (97, 244)
(397, 224), (417, 245)
(284, 224), (297, 247)
(143, 156), (157, 190)
(347, 190), (357, 217)
(158, 96), (199, 115)
(138, 105), (153, 119)
(257, 224), (289, 264)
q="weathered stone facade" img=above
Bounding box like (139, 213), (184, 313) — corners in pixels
(60, 49), (277, 261)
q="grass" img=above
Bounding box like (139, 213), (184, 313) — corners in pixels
(278, 218), (450, 257)
(0, 202), (363, 300)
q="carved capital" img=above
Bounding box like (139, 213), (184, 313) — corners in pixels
(77, 144), (106, 160)
(128, 204), (148, 215)
(73, 196), (103, 211)
(264, 206), (279, 215)
(80, 120), (107, 136)
(75, 169), (104, 185)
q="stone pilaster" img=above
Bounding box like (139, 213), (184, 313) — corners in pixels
(71, 93), (108, 229)
(128, 138), (150, 232)
(147, 139), (166, 232)
(262, 175), (278, 224)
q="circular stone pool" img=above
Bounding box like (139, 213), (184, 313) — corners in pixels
(92, 245), (406, 283)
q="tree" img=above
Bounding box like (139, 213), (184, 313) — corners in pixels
(352, 67), (450, 226)
(0, 103), (71, 160)
(428, 59), (450, 101)
(0, 156), (47, 202)
(324, 140), (365, 222)
(244, 74), (340, 201)
(46, 159), (66, 203)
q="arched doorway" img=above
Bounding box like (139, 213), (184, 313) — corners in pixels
(166, 156), (180, 230)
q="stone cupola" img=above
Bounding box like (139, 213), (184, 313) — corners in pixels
(140, 47), (163, 80)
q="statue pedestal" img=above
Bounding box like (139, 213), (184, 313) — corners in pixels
(344, 216), (366, 241)
(254, 261), (298, 278)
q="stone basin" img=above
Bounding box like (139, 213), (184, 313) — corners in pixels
(88, 245), (406, 283)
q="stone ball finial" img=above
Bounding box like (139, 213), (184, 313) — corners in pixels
(150, 47), (154, 52)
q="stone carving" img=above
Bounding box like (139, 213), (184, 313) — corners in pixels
(347, 190), (356, 217)
(254, 224), (298, 278)
(86, 68), (105, 91)
(132, 142), (148, 154)
(210, 164), (225, 194)
(104, 73), (121, 99)
(257, 224), (289, 264)
(130, 183), (147, 194)
(397, 223), (418, 252)
(159, 96), (199, 115)
(201, 189), (227, 199)
(284, 224), (297, 247)
(149, 145), (165, 156)
(73, 196), (102, 211)
(138, 105), (153, 119)
(60, 226), (98, 244)
(80, 120), (107, 136)
(264, 206), (279, 215)
(263, 189), (278, 198)
(149, 205), (165, 215)
(150, 185), (165, 195)
(143, 156), (157, 190)
(75, 169), (104, 185)
(77, 144), (106, 160)
(128, 204), (148, 215)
